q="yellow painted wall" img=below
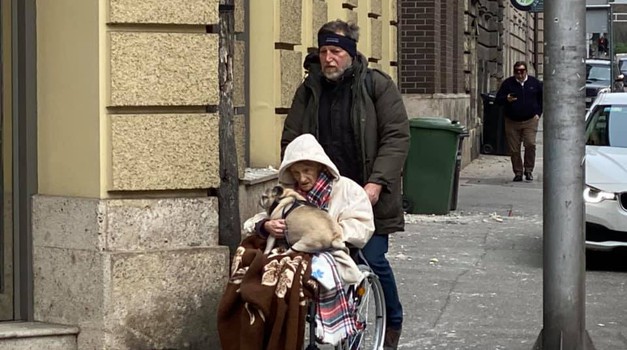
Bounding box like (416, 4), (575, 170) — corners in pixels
(37, 0), (101, 197)
(249, 1), (281, 168)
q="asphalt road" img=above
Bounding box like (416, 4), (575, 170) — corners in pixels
(389, 128), (627, 349)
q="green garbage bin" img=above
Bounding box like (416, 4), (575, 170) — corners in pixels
(403, 117), (465, 215)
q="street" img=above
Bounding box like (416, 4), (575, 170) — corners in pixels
(390, 127), (627, 349)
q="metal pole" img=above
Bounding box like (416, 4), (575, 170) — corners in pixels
(532, 0), (595, 349)
(609, 2), (616, 90)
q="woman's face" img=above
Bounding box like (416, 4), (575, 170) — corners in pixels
(289, 161), (323, 192)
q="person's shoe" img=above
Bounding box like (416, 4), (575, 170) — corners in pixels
(513, 174), (523, 182)
(524, 172), (534, 181)
(384, 326), (402, 350)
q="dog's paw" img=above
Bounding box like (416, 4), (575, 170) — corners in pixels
(242, 212), (268, 234)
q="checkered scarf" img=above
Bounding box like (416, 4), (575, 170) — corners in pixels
(314, 252), (358, 345)
(300, 170), (333, 210)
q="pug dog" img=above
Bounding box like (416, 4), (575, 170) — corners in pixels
(259, 185), (346, 255)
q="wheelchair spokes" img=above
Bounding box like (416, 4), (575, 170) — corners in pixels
(305, 264), (385, 350)
(335, 266), (386, 350)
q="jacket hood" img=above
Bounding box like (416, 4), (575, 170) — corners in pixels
(278, 134), (341, 185)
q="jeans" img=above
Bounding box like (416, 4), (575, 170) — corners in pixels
(360, 234), (403, 329)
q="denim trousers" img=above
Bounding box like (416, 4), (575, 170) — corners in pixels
(360, 234), (403, 329)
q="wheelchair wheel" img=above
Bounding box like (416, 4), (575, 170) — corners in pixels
(335, 265), (386, 350)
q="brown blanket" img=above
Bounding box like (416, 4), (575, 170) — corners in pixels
(217, 235), (316, 350)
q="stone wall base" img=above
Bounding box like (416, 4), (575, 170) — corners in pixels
(32, 195), (229, 350)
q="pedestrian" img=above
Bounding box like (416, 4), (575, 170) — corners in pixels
(495, 61), (543, 182)
(281, 19), (410, 349)
(598, 34), (608, 56)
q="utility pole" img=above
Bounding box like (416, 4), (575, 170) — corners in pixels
(532, 0), (596, 349)
(609, 1), (616, 90)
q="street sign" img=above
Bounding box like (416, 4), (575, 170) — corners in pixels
(511, 0), (544, 12)
(511, 0), (535, 11)
(531, 0), (544, 12)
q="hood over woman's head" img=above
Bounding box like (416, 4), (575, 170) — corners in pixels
(278, 134), (340, 186)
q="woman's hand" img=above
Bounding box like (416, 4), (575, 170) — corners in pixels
(264, 219), (287, 239)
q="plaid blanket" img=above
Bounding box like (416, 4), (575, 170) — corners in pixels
(314, 252), (358, 345)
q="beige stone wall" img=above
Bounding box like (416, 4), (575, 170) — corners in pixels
(34, 0), (241, 349)
(248, 0), (399, 168)
(109, 32), (219, 107)
(107, 4), (247, 190)
(32, 195), (228, 350)
(38, 0), (246, 196)
(110, 113), (218, 190)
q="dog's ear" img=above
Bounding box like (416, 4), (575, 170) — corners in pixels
(272, 185), (284, 197)
(259, 193), (268, 208)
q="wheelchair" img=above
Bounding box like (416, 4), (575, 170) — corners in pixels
(304, 251), (386, 350)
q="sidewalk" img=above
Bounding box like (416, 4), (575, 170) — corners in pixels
(390, 133), (626, 348)
(390, 152), (543, 349)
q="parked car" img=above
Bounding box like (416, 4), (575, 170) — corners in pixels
(584, 92), (627, 250)
(617, 55), (627, 76)
(585, 59), (624, 110)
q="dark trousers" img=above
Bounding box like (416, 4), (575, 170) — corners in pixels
(361, 234), (403, 329)
(504, 117), (539, 175)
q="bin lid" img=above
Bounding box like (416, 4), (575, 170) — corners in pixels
(408, 117), (466, 133)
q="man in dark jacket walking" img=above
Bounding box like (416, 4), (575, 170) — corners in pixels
(281, 19), (410, 349)
(496, 61), (543, 182)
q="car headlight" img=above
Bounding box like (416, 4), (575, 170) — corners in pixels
(598, 87), (611, 94)
(583, 186), (616, 203)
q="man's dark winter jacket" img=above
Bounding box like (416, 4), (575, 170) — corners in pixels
(281, 53), (410, 235)
(495, 75), (543, 121)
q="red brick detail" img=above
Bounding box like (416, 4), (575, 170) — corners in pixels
(400, 0), (465, 94)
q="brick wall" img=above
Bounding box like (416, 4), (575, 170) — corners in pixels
(399, 0), (464, 94)
(399, 0), (439, 93)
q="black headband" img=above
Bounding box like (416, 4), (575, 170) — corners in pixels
(318, 32), (357, 58)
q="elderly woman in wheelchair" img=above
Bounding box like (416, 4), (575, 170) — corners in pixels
(218, 134), (386, 350)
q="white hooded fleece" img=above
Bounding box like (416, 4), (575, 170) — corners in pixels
(278, 134), (375, 249)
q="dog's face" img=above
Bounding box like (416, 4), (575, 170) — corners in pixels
(259, 185), (307, 216)
(259, 185), (285, 214)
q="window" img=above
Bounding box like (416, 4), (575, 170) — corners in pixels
(586, 64), (611, 83)
(586, 105), (627, 148)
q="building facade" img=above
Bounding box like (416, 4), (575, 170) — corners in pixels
(0, 1), (541, 349)
(399, 0), (543, 164)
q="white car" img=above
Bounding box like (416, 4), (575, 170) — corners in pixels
(584, 92), (627, 250)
